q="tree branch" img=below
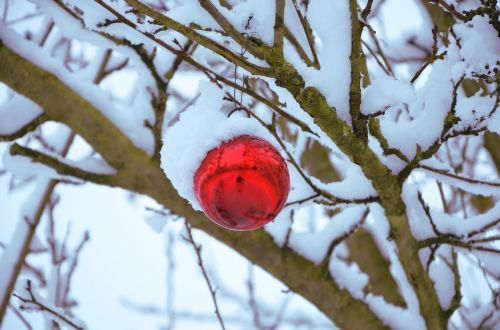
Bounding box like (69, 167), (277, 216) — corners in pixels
(0, 27), (388, 330)
(429, 0), (467, 21)
(182, 215), (226, 330)
(273, 0), (285, 57)
(348, 0), (367, 140)
(13, 280), (84, 330)
(419, 164), (500, 188)
(90, 1), (315, 136)
(0, 114), (47, 142)
(9, 143), (116, 186)
(291, 0), (320, 68)
(122, 0), (273, 76)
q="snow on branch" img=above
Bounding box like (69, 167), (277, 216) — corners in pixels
(0, 94), (45, 142)
(4, 143), (116, 185)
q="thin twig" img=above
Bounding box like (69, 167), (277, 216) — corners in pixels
(13, 280), (84, 330)
(246, 265), (263, 329)
(430, 0), (467, 21)
(291, 0), (320, 68)
(273, 0), (285, 57)
(182, 213), (226, 330)
(419, 164), (500, 187)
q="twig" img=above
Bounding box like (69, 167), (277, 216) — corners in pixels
(13, 280), (84, 330)
(0, 114), (48, 142)
(9, 143), (115, 186)
(411, 26), (446, 84)
(443, 249), (462, 318)
(273, 0), (285, 57)
(61, 231), (90, 309)
(417, 191), (451, 237)
(90, 0), (315, 136)
(320, 208), (369, 271)
(0, 134), (75, 324)
(291, 0), (320, 68)
(285, 194), (320, 207)
(182, 214), (226, 330)
(419, 164), (500, 188)
(361, 0), (374, 20)
(348, 0), (367, 140)
(227, 94), (379, 206)
(419, 237), (500, 254)
(361, 39), (391, 76)
(429, 0), (467, 21)
(284, 210), (295, 247)
(246, 265), (263, 329)
(363, 23), (394, 76)
(122, 0), (272, 76)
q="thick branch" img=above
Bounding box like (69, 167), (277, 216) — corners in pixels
(268, 34), (448, 330)
(0, 28), (387, 330)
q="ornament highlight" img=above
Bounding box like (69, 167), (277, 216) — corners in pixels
(194, 135), (290, 231)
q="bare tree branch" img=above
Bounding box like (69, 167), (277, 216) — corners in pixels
(182, 214), (226, 330)
(13, 280), (84, 330)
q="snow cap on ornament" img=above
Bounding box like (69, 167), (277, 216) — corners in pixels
(160, 81), (290, 230)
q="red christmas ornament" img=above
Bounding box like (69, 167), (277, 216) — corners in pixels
(194, 135), (290, 231)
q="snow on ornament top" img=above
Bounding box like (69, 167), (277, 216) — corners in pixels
(160, 81), (290, 230)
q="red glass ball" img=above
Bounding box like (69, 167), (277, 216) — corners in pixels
(194, 135), (290, 231)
